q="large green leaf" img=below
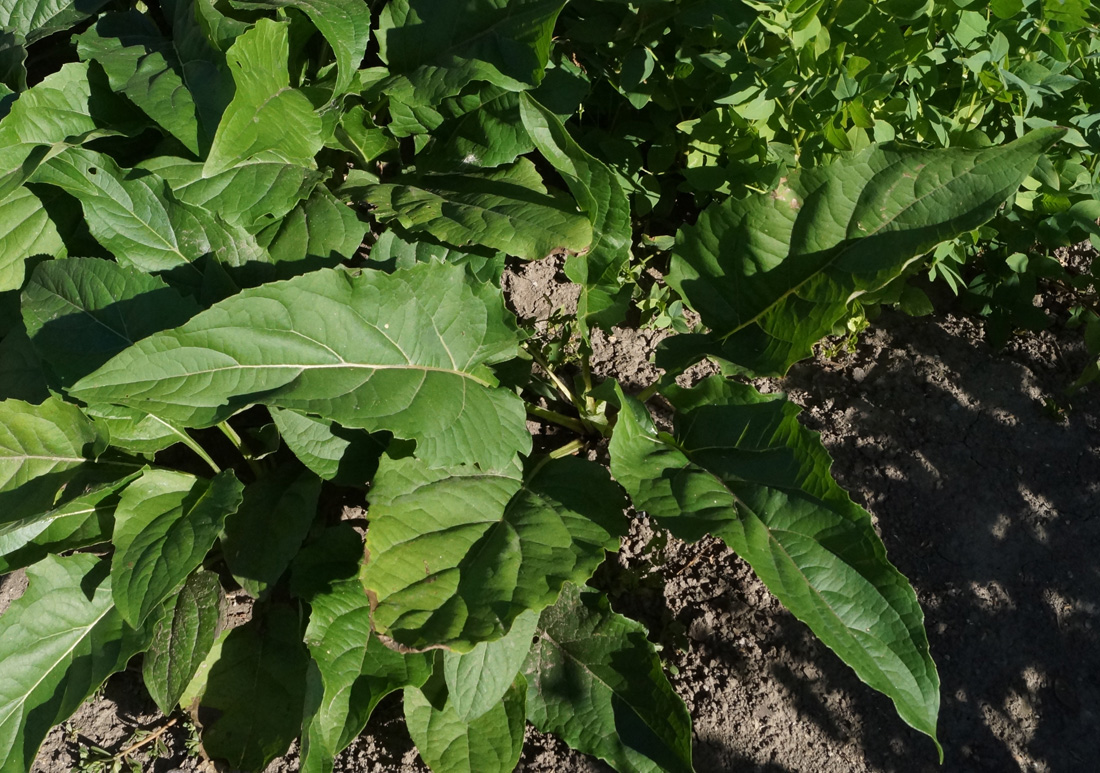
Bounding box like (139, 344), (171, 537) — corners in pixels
(519, 93), (631, 327)
(523, 583), (694, 773)
(0, 396), (104, 532)
(111, 468), (244, 627)
(138, 155), (320, 229)
(664, 128), (1065, 376)
(221, 466), (321, 598)
(31, 148), (269, 274)
(203, 18), (323, 176)
(269, 407), (386, 486)
(443, 608), (539, 722)
(418, 87), (533, 171)
(71, 263), (531, 469)
(0, 0), (111, 43)
(0, 186), (64, 292)
(378, 0), (565, 103)
(608, 377), (941, 753)
(143, 567), (225, 715)
(229, 0), (371, 97)
(404, 675), (526, 773)
(22, 257), (199, 389)
(76, 11), (204, 154)
(300, 578), (433, 773)
(362, 159), (592, 261)
(0, 554), (149, 773)
(196, 605), (309, 770)
(361, 455), (625, 652)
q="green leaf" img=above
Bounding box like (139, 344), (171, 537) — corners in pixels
(665, 129), (1066, 376)
(0, 472), (138, 573)
(142, 567), (225, 715)
(362, 159), (592, 261)
(361, 454), (625, 651)
(0, 186), (64, 291)
(418, 87), (533, 171)
(269, 407), (386, 486)
(255, 187), (368, 276)
(138, 155), (321, 229)
(22, 257), (199, 389)
(519, 93), (631, 327)
(84, 404), (193, 456)
(31, 148), (269, 274)
(0, 554), (149, 773)
(443, 608), (539, 722)
(607, 378), (941, 753)
(221, 466), (321, 598)
(111, 468), (244, 627)
(76, 11), (204, 155)
(0, 325), (48, 403)
(0, 396), (104, 532)
(523, 583), (693, 773)
(196, 604), (309, 770)
(368, 229), (504, 285)
(378, 0), (565, 102)
(71, 263), (531, 470)
(228, 0), (371, 97)
(404, 675), (526, 773)
(0, 0), (111, 44)
(203, 18), (323, 176)
(300, 578), (433, 773)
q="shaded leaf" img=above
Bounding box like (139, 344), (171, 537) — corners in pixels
(608, 378), (941, 752)
(665, 129), (1065, 376)
(0, 186), (64, 292)
(0, 325), (49, 402)
(361, 455), (625, 651)
(256, 187), (368, 277)
(269, 407), (386, 486)
(71, 263), (530, 470)
(418, 86), (532, 172)
(301, 578), (433, 773)
(0, 554), (149, 773)
(523, 583), (693, 773)
(111, 468), (244, 627)
(143, 567), (225, 715)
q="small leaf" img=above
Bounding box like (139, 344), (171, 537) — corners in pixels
(361, 455), (625, 652)
(444, 608), (539, 722)
(300, 578), (433, 773)
(203, 18), (323, 176)
(111, 468), (244, 627)
(0, 186), (64, 292)
(71, 263), (531, 470)
(404, 675), (526, 773)
(523, 583), (694, 773)
(362, 159), (592, 261)
(0, 554), (149, 773)
(0, 396), (104, 532)
(255, 187), (368, 276)
(608, 379), (941, 753)
(22, 257), (199, 389)
(269, 407), (386, 486)
(221, 466), (321, 598)
(665, 129), (1066, 376)
(143, 568), (226, 715)
(196, 604), (310, 770)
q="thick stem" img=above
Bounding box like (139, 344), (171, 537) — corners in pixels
(526, 404), (588, 435)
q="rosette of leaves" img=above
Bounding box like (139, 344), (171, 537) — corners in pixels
(0, 0), (1068, 770)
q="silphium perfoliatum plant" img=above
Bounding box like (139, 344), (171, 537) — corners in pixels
(0, 0), (1068, 770)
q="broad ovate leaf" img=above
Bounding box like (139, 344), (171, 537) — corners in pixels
(195, 605), (309, 770)
(665, 128), (1066, 376)
(111, 468), (244, 627)
(0, 396), (104, 532)
(404, 676), (526, 773)
(362, 158), (592, 261)
(22, 257), (199, 389)
(608, 378), (941, 754)
(361, 455), (625, 652)
(0, 554), (149, 773)
(71, 263), (531, 470)
(203, 18), (323, 176)
(418, 86), (532, 172)
(523, 583), (693, 773)
(143, 567), (225, 715)
(301, 578), (433, 773)
(444, 608), (539, 722)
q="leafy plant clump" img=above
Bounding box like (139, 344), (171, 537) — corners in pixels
(0, 0), (1084, 771)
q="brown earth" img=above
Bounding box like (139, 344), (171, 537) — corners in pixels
(9, 250), (1100, 773)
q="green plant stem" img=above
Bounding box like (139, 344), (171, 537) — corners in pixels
(526, 404), (588, 435)
(176, 429), (221, 474)
(526, 344), (585, 413)
(549, 438), (586, 459)
(216, 421), (263, 477)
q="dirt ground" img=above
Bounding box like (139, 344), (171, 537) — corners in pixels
(8, 251), (1100, 772)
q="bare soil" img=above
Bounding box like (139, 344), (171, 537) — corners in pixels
(11, 253), (1100, 773)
